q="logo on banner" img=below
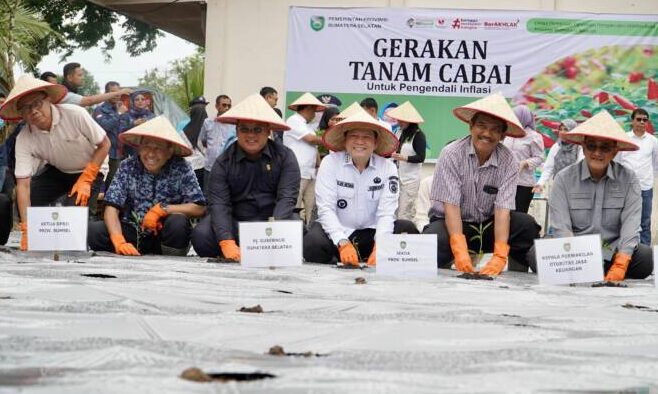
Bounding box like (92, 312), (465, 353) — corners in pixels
(406, 17), (433, 28)
(435, 18), (446, 28)
(310, 16), (325, 31)
(451, 17), (481, 30)
(483, 18), (520, 30)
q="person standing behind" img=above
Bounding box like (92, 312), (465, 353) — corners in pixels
(360, 97), (392, 132)
(183, 96), (209, 191)
(533, 119), (583, 196)
(199, 94), (234, 196)
(284, 92), (326, 225)
(388, 101), (427, 221)
(93, 81), (128, 189)
(503, 105), (544, 213)
(260, 86), (284, 143)
(119, 91), (155, 158)
(59, 62), (131, 107)
(615, 108), (658, 246)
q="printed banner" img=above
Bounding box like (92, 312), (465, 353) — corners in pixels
(285, 7), (658, 159)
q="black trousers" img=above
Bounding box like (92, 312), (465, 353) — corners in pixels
(88, 214), (192, 254)
(31, 165), (103, 208)
(422, 212), (540, 268)
(526, 243), (654, 279)
(515, 185), (534, 214)
(0, 193), (11, 245)
(303, 220), (420, 264)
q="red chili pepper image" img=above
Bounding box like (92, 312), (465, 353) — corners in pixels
(628, 72), (644, 83)
(594, 91), (609, 104)
(613, 94), (638, 110)
(581, 109), (592, 118)
(648, 79), (658, 101)
(540, 119), (561, 129)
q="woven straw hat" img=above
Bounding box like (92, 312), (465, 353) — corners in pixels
(562, 110), (639, 151)
(119, 115), (193, 157)
(337, 101), (367, 120)
(323, 110), (399, 156)
(218, 94), (290, 131)
(0, 75), (68, 121)
(452, 93), (525, 138)
(287, 92), (327, 112)
(386, 101), (424, 124)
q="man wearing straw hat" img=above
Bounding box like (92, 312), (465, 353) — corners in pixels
(88, 116), (206, 256)
(191, 94), (300, 260)
(284, 92), (326, 225)
(423, 93), (540, 275)
(304, 111), (418, 266)
(527, 110), (653, 281)
(0, 75), (111, 251)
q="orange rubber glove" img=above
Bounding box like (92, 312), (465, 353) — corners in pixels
(141, 203), (167, 235)
(20, 222), (28, 251)
(605, 252), (631, 282)
(338, 242), (359, 266)
(68, 162), (100, 206)
(367, 244), (377, 266)
(449, 234), (474, 273)
(110, 233), (140, 256)
(219, 239), (241, 261)
(479, 241), (510, 276)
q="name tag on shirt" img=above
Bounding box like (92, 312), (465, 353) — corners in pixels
(239, 221), (303, 267)
(376, 234), (437, 278)
(534, 234), (604, 285)
(27, 207), (88, 251)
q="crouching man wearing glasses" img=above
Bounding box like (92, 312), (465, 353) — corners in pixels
(527, 110), (653, 282)
(191, 94), (300, 260)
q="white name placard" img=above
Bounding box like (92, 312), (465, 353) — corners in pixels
(534, 234), (604, 285)
(376, 234), (437, 278)
(239, 221), (303, 267)
(27, 207), (88, 251)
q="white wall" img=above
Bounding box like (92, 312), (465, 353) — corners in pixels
(203, 0), (658, 102)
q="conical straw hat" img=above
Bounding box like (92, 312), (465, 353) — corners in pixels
(337, 101), (367, 120)
(323, 110), (399, 156)
(119, 115), (193, 157)
(562, 110), (639, 151)
(0, 75), (68, 121)
(218, 94), (290, 131)
(288, 92), (327, 112)
(452, 93), (525, 138)
(386, 101), (424, 124)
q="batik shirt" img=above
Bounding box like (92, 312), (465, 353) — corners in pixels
(105, 155), (206, 222)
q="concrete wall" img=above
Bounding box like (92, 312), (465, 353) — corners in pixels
(203, 0), (658, 102)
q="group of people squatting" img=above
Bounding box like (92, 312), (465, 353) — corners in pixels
(0, 73), (654, 283)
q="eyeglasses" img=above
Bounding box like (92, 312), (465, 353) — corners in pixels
(584, 142), (615, 153)
(18, 98), (45, 115)
(238, 125), (266, 134)
(634, 117), (649, 123)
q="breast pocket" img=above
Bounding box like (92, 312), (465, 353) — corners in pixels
(602, 193), (625, 230)
(336, 184), (355, 210)
(569, 192), (593, 231)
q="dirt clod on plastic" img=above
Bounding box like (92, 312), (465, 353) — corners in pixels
(238, 305), (264, 313)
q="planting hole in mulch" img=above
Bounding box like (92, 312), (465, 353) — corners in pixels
(267, 345), (327, 358)
(180, 367), (275, 383)
(207, 257), (240, 264)
(274, 290), (293, 294)
(457, 273), (493, 281)
(621, 303), (658, 312)
(336, 262), (365, 270)
(355, 277), (367, 284)
(238, 305), (263, 313)
(592, 281), (628, 288)
(0, 296), (13, 300)
(80, 273), (117, 279)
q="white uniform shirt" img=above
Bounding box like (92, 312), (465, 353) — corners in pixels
(615, 131), (658, 191)
(199, 118), (235, 171)
(284, 113), (318, 180)
(15, 104), (106, 178)
(316, 151), (399, 245)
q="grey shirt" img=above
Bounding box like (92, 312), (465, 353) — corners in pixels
(549, 160), (641, 256)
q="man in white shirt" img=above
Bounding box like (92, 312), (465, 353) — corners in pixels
(199, 94), (235, 196)
(360, 97), (393, 132)
(303, 111), (418, 266)
(615, 108), (658, 245)
(284, 92), (326, 224)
